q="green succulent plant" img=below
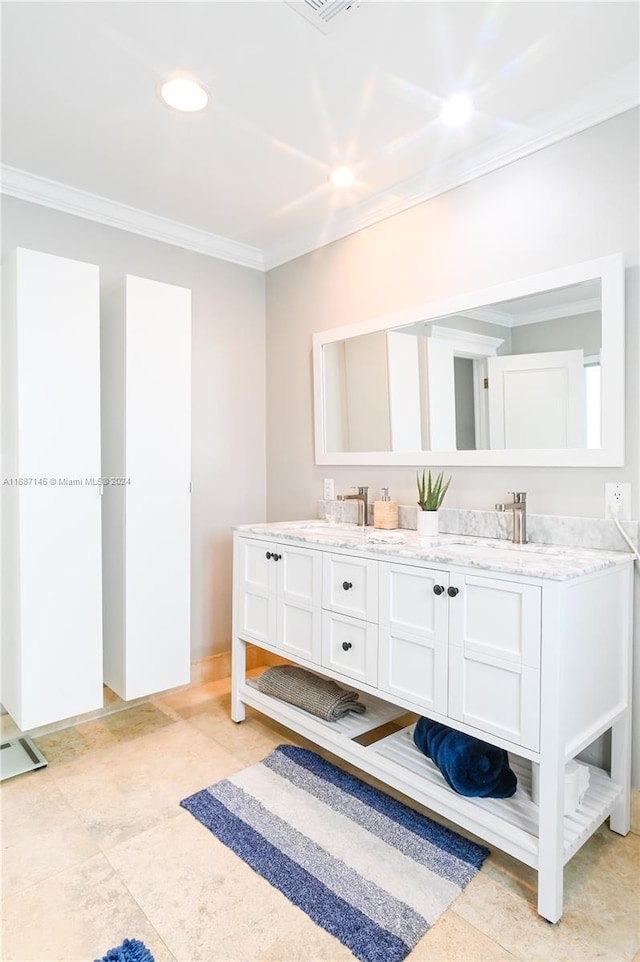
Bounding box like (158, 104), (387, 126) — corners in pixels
(417, 470), (451, 511)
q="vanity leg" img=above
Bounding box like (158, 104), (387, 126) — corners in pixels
(231, 634), (246, 723)
(536, 754), (565, 923)
(609, 712), (631, 835)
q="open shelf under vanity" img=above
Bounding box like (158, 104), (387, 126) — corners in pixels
(241, 680), (624, 873)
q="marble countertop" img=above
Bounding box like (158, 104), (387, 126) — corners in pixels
(235, 520), (634, 581)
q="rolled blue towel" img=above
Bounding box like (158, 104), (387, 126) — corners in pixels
(413, 717), (517, 798)
(95, 939), (155, 962)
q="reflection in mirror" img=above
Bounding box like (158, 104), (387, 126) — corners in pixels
(321, 279), (602, 453)
(313, 254), (624, 467)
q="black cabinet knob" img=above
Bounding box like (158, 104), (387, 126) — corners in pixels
(273, 553), (281, 562)
(342, 581), (353, 590)
(433, 584), (445, 595)
(448, 586), (459, 597)
(341, 641), (352, 651)
(265, 551), (272, 559)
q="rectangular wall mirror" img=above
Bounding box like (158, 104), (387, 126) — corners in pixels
(313, 254), (625, 467)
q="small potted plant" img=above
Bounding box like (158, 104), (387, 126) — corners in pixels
(416, 469), (451, 536)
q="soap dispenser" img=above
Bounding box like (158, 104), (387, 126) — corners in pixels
(374, 488), (399, 530)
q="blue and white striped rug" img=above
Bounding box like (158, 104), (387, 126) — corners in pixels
(180, 745), (489, 962)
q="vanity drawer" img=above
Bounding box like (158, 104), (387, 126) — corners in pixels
(322, 554), (378, 621)
(321, 611), (378, 686)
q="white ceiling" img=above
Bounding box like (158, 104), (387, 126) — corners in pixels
(2, 1), (638, 270)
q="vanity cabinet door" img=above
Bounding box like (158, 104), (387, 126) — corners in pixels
(447, 573), (541, 750)
(237, 538), (277, 646)
(323, 554), (378, 621)
(378, 563), (449, 714)
(276, 544), (322, 662)
(238, 540), (322, 660)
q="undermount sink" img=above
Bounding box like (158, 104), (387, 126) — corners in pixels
(443, 542), (560, 563)
(284, 522), (366, 537)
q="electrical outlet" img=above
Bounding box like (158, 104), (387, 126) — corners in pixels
(323, 478), (334, 501)
(604, 482), (631, 521)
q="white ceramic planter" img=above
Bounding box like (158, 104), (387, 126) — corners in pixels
(417, 509), (439, 536)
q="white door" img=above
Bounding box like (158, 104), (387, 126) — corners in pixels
(276, 545), (322, 661)
(7, 249), (103, 730)
(379, 563), (449, 714)
(123, 276), (191, 699)
(237, 539), (277, 646)
(103, 277), (191, 700)
(448, 573), (541, 750)
(488, 350), (585, 449)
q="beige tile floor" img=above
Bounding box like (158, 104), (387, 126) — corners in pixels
(1, 676), (638, 962)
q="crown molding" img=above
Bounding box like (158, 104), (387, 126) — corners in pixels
(263, 65), (639, 270)
(462, 296), (601, 328)
(459, 307), (516, 327)
(506, 296), (602, 328)
(0, 165), (265, 271)
(429, 325), (504, 357)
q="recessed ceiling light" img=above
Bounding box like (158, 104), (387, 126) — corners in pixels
(329, 166), (355, 188)
(440, 93), (473, 126)
(160, 77), (208, 113)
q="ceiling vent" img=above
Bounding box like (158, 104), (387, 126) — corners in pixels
(285, 0), (362, 35)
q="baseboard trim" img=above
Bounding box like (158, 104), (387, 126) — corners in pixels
(190, 647), (288, 684)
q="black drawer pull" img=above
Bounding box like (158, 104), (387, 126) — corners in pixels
(448, 586), (459, 597)
(273, 553), (281, 562)
(341, 641), (352, 651)
(433, 584), (445, 595)
(265, 551), (272, 559)
(342, 581), (353, 591)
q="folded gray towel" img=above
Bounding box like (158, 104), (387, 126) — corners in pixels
(255, 665), (366, 721)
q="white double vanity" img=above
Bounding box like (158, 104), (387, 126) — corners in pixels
(232, 521), (633, 923)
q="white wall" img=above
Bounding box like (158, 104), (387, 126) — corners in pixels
(1, 196), (266, 662)
(510, 311), (601, 356)
(265, 108), (640, 782)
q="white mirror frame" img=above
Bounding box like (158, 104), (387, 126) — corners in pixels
(313, 254), (625, 467)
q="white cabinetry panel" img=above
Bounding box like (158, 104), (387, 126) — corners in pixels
(237, 539), (275, 645)
(278, 545), (322, 660)
(2, 249), (103, 730)
(448, 574), (541, 667)
(102, 275), (191, 701)
(379, 563), (449, 714)
(448, 574), (541, 750)
(322, 611), (378, 685)
(323, 554), (378, 620)
(237, 539), (321, 660)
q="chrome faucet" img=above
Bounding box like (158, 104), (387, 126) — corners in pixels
(341, 485), (369, 527)
(496, 491), (528, 544)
